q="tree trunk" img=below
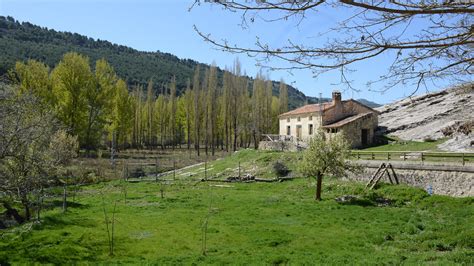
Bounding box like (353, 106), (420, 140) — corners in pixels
(63, 183), (67, 213)
(315, 173), (323, 201)
(2, 201), (25, 224)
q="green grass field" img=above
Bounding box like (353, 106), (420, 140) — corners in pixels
(1, 150), (473, 264)
(361, 137), (447, 152)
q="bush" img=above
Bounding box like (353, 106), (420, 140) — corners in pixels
(423, 137), (436, 142)
(273, 161), (290, 177)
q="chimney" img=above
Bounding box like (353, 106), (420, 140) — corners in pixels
(332, 91), (341, 105)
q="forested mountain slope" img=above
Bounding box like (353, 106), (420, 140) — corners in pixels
(0, 16), (309, 109)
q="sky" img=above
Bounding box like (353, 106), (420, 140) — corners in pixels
(0, 0), (459, 104)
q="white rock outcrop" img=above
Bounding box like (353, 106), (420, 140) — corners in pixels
(377, 84), (473, 152)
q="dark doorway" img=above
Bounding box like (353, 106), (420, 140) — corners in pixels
(361, 129), (369, 146)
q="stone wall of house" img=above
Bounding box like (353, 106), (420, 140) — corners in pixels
(324, 113), (378, 147)
(346, 161), (474, 197)
(341, 113), (378, 147)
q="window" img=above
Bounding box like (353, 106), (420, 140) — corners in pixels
(286, 117), (290, 122)
(286, 126), (291, 135)
(296, 125), (302, 139)
(309, 115), (313, 121)
(309, 124), (313, 135)
(297, 117), (301, 122)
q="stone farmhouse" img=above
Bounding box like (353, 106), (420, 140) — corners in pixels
(278, 91), (380, 148)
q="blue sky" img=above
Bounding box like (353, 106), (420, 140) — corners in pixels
(0, 0), (456, 104)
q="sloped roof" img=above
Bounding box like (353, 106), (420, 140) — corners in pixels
(279, 102), (332, 117)
(322, 112), (373, 128)
(279, 99), (380, 118)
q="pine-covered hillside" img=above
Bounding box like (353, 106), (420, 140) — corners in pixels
(0, 16), (308, 109)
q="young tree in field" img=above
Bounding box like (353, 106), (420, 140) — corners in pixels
(300, 131), (354, 201)
(51, 52), (93, 146)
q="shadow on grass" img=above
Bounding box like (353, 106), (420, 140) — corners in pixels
(337, 198), (376, 207)
(35, 214), (97, 230)
(44, 200), (90, 210)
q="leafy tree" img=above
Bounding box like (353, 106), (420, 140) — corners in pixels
(51, 52), (93, 146)
(84, 58), (117, 149)
(193, 65), (202, 155)
(0, 84), (78, 223)
(109, 79), (133, 147)
(13, 59), (53, 105)
(279, 80), (288, 114)
(300, 131), (355, 201)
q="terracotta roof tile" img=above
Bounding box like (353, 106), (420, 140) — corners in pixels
(279, 102), (332, 117)
(322, 112), (373, 128)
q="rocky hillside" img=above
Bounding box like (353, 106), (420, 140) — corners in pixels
(377, 83), (473, 152)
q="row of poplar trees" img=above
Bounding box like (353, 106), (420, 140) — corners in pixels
(11, 52), (289, 155)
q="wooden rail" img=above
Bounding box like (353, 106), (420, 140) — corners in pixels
(350, 151), (474, 165)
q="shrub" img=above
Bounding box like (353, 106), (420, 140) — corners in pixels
(273, 161), (290, 177)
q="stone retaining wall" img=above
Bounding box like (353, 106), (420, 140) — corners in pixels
(258, 141), (302, 152)
(347, 160), (474, 197)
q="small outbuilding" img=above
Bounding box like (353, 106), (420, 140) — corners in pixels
(278, 91), (379, 148)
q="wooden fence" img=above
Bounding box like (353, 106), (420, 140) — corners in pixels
(350, 151), (474, 165)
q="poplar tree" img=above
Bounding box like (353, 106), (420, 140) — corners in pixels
(184, 79), (193, 150)
(207, 64), (218, 156)
(168, 76), (177, 148)
(132, 86), (143, 147)
(83, 59), (116, 150)
(279, 80), (288, 114)
(193, 66), (202, 155)
(145, 79), (155, 147)
(110, 79), (133, 147)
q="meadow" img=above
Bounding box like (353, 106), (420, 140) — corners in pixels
(1, 150), (472, 264)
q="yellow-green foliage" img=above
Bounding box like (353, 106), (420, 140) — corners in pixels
(300, 131), (352, 179)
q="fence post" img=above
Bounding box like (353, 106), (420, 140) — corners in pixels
(371, 152), (374, 160)
(205, 159), (207, 181)
(387, 152), (390, 161)
(403, 152), (406, 161)
(421, 152), (424, 163)
(462, 153), (465, 166)
(173, 160), (176, 180)
(238, 161), (241, 179)
(357, 152), (360, 160)
(155, 157), (159, 182)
